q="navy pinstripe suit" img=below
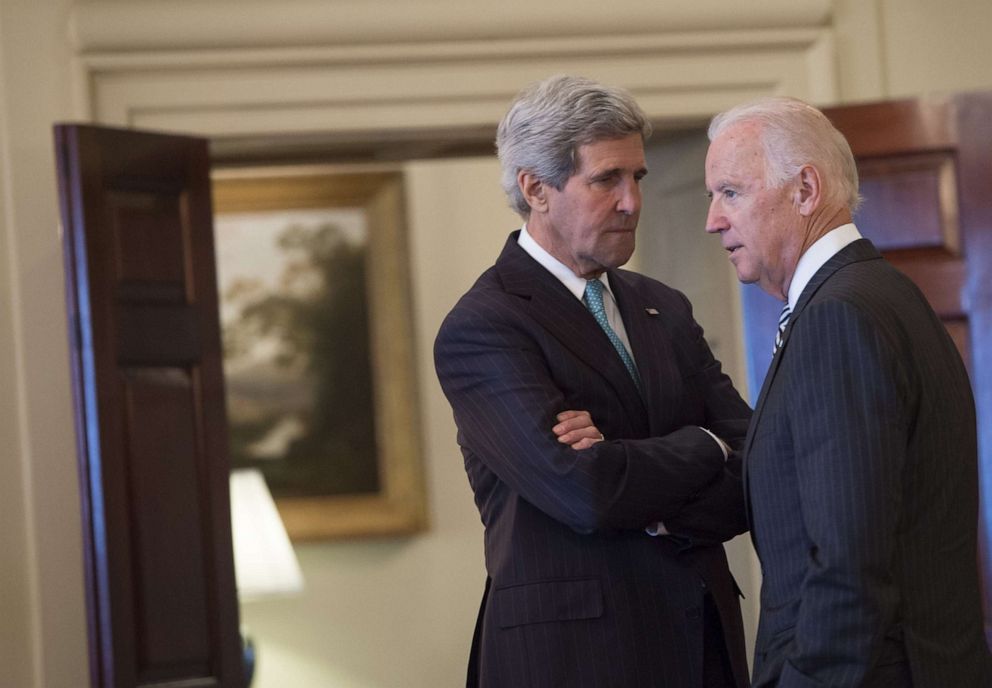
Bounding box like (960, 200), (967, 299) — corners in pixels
(746, 239), (991, 687)
(435, 232), (753, 687)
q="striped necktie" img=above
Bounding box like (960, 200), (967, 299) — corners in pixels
(773, 303), (791, 355)
(584, 279), (640, 389)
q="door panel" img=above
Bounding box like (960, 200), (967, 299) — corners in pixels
(855, 152), (959, 252)
(55, 124), (244, 687)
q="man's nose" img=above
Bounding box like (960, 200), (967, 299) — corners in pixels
(617, 180), (641, 215)
(705, 200), (726, 234)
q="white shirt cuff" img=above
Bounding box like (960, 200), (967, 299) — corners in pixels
(699, 427), (729, 460)
(645, 521), (670, 536)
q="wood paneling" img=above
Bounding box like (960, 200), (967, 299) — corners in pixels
(856, 153), (959, 253)
(56, 124), (244, 688)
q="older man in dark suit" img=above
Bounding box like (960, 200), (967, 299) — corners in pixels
(434, 75), (753, 687)
(705, 96), (991, 687)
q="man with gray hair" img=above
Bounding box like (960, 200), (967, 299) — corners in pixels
(435, 74), (753, 687)
(705, 96), (991, 686)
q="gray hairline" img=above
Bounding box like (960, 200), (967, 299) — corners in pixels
(707, 98), (862, 213)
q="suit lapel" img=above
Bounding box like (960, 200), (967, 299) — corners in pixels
(741, 322), (788, 547)
(789, 239), (880, 323)
(744, 239), (881, 457)
(608, 269), (679, 435)
(742, 239), (883, 539)
(495, 234), (647, 426)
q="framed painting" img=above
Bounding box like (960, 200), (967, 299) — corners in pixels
(212, 168), (427, 540)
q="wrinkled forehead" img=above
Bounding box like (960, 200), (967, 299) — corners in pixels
(706, 123), (767, 182)
(574, 133), (646, 169)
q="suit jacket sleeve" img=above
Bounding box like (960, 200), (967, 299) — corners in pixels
(780, 299), (911, 687)
(650, 293), (750, 544)
(662, 451), (746, 544)
(435, 301), (737, 534)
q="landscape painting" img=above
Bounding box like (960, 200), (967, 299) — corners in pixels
(212, 169), (427, 540)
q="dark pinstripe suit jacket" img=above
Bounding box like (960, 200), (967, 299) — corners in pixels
(746, 239), (991, 687)
(435, 232), (753, 688)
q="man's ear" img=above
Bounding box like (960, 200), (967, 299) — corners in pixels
(518, 170), (548, 213)
(795, 164), (822, 216)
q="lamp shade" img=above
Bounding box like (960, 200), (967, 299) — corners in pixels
(229, 468), (304, 601)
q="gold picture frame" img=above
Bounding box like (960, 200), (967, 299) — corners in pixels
(212, 168), (427, 540)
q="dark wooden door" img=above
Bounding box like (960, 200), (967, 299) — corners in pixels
(739, 92), (992, 641)
(55, 125), (244, 687)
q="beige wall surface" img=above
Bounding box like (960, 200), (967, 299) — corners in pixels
(0, 10), (34, 686)
(880, 0), (992, 99)
(2, 0), (992, 686)
(832, 0), (992, 102)
(0, 0), (89, 686)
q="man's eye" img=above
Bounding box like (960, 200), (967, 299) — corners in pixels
(723, 189), (738, 199)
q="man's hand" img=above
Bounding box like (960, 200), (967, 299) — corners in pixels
(553, 410), (604, 450)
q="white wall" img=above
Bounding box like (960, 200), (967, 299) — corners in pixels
(0, 13), (34, 686)
(0, 0), (89, 686)
(2, 1), (992, 686)
(880, 0), (992, 98)
(832, 0), (992, 103)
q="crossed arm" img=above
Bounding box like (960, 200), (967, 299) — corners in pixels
(435, 302), (749, 539)
(553, 409), (745, 544)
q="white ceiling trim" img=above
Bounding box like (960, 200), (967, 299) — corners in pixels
(70, 0), (832, 52)
(70, 2), (838, 139)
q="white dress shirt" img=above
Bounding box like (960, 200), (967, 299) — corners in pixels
(787, 223), (863, 311)
(517, 225), (636, 364)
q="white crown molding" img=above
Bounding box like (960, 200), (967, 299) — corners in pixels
(70, 0), (831, 52)
(80, 28), (824, 71)
(71, 2), (838, 140)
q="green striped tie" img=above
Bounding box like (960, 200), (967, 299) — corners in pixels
(584, 279), (641, 389)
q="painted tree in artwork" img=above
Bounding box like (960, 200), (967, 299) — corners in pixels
(222, 221), (379, 497)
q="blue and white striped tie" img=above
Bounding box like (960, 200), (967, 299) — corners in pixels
(773, 303), (791, 355)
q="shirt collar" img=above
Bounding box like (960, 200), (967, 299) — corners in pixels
(787, 223), (862, 310)
(518, 224), (611, 300)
